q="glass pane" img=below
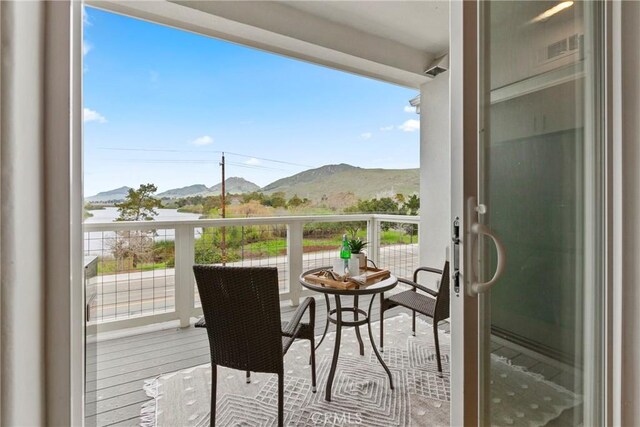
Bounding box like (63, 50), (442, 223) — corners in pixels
(479, 1), (603, 425)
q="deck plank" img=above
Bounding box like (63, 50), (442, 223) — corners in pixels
(87, 339), (209, 373)
(86, 390), (148, 418)
(86, 298), (432, 425)
(88, 354), (212, 392)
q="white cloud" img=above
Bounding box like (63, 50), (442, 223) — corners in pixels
(398, 119), (420, 132)
(404, 106), (416, 113)
(360, 132), (373, 140)
(82, 40), (92, 56)
(83, 108), (107, 123)
(245, 157), (261, 165)
(191, 135), (214, 145)
(380, 125), (394, 131)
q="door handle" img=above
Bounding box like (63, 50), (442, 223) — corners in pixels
(469, 222), (506, 295)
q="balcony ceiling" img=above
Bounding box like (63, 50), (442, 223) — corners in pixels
(280, 1), (449, 54)
(94, 0), (449, 87)
(166, 0), (450, 87)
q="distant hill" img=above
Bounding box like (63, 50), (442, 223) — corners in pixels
(86, 166), (418, 204)
(262, 164), (358, 192)
(85, 186), (132, 203)
(210, 177), (261, 195)
(156, 177), (261, 199)
(157, 184), (210, 199)
(261, 164), (419, 200)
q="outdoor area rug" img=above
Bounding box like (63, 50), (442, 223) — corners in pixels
(141, 314), (580, 426)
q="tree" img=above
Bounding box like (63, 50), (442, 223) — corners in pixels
(288, 194), (304, 208)
(264, 192), (287, 209)
(109, 230), (154, 269)
(228, 200), (272, 217)
(405, 194), (420, 215)
(115, 183), (162, 221)
(242, 192), (265, 204)
(345, 197), (400, 214)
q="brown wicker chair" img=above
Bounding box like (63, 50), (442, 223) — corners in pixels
(193, 265), (316, 427)
(380, 262), (450, 373)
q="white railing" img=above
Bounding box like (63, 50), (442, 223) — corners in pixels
(84, 214), (419, 332)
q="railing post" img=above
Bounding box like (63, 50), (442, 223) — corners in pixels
(368, 216), (381, 267)
(175, 224), (195, 327)
(287, 221), (303, 307)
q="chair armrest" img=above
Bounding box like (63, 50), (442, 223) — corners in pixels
(398, 277), (439, 298)
(282, 297), (315, 337)
(413, 266), (443, 283)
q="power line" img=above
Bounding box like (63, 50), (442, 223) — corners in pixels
(225, 161), (286, 171)
(109, 158), (289, 171)
(225, 151), (314, 168)
(98, 147), (315, 168)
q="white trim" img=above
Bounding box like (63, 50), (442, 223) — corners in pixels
(490, 62), (584, 105)
(83, 214), (420, 232)
(612, 2), (640, 425)
(611, 2), (622, 425)
(449, 0), (480, 425)
(287, 222), (303, 307)
(175, 224), (195, 328)
(89, 312), (181, 335)
(86, 0), (432, 89)
(70, 1), (84, 424)
(44, 1), (82, 425)
(582, 2), (607, 425)
(0, 3), (3, 423)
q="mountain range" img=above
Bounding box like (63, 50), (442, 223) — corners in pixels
(155, 178), (260, 199)
(85, 164), (419, 203)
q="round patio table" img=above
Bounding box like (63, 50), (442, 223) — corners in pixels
(299, 267), (398, 402)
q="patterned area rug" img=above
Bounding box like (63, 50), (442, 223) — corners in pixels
(141, 314), (579, 426)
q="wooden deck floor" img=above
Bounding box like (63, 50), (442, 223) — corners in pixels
(86, 297), (579, 426)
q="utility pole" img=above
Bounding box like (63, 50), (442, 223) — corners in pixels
(220, 152), (226, 265)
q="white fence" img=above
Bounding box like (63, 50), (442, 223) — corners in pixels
(84, 214), (419, 332)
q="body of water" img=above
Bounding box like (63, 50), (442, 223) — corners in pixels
(84, 207), (202, 223)
(84, 208), (203, 256)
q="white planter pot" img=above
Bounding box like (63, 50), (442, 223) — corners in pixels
(352, 253), (366, 270)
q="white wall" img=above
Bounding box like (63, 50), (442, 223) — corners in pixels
(1, 2), (79, 425)
(1, 2), (46, 424)
(419, 71), (450, 278)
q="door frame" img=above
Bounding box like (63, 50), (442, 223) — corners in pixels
(449, 0), (479, 426)
(65, 1), (640, 425)
(449, 1), (618, 425)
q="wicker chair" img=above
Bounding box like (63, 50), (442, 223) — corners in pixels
(193, 265), (316, 427)
(380, 262), (450, 373)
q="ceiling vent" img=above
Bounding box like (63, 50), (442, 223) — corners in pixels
(425, 54), (449, 78)
(539, 33), (582, 63)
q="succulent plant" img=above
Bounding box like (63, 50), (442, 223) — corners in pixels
(348, 238), (367, 254)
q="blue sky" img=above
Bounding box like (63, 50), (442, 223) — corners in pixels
(83, 7), (419, 196)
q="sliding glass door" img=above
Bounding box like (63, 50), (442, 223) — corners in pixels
(451, 1), (606, 425)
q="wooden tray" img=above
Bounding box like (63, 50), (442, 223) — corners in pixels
(304, 267), (391, 290)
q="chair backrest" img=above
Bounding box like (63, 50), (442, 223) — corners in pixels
(434, 261), (450, 322)
(193, 265), (284, 374)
